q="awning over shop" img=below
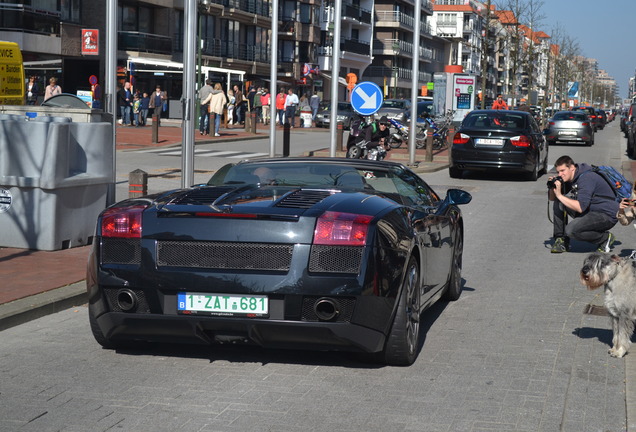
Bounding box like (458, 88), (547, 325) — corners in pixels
(318, 71), (348, 87)
(23, 59), (62, 71)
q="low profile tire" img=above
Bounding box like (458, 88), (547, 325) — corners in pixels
(443, 229), (464, 301)
(382, 256), (420, 366)
(527, 155), (539, 181)
(449, 166), (462, 179)
(347, 146), (362, 159)
(88, 303), (116, 349)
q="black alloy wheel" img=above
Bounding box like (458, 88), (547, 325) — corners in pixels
(382, 256), (420, 366)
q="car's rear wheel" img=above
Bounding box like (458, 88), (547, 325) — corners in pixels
(382, 256), (420, 366)
(88, 303), (116, 349)
(527, 155), (539, 181)
(444, 229), (463, 301)
(449, 166), (462, 178)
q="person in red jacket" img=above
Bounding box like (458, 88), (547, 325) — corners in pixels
(491, 94), (509, 110)
(275, 89), (287, 126)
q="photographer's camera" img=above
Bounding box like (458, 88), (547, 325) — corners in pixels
(547, 176), (563, 189)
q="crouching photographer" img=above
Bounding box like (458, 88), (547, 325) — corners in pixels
(549, 155), (619, 253)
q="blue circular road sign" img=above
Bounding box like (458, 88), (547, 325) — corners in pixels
(350, 81), (384, 116)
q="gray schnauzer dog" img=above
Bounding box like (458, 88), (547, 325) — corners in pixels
(580, 252), (636, 358)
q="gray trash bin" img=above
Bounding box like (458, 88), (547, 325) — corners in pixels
(0, 119), (112, 250)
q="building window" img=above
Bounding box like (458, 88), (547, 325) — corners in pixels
(298, 3), (311, 24)
(60, 0), (80, 23)
(119, 4), (153, 33)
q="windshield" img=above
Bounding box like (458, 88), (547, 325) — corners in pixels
(462, 112), (528, 130)
(553, 112), (587, 121)
(381, 100), (408, 109)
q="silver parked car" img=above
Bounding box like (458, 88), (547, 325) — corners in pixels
(314, 101), (356, 129)
(374, 99), (412, 123)
(544, 111), (594, 146)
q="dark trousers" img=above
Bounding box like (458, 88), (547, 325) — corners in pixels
(285, 106), (296, 126)
(199, 104), (210, 134)
(553, 200), (616, 246)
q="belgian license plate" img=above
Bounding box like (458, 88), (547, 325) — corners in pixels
(177, 292), (268, 317)
(475, 138), (503, 146)
(559, 131), (576, 136)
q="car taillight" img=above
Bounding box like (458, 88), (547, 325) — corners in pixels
(582, 122), (589, 126)
(510, 135), (531, 147)
(549, 121), (555, 126)
(453, 132), (470, 145)
(590, 115), (596, 119)
(101, 205), (146, 238)
(313, 211), (372, 246)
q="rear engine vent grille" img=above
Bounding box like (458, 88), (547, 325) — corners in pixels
(102, 238), (141, 265)
(276, 190), (333, 209)
(157, 241), (293, 271)
(171, 187), (235, 205)
(308, 245), (364, 274)
(301, 296), (355, 322)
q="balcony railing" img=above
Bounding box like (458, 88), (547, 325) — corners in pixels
(363, 66), (429, 83)
(0, 4), (60, 35)
(342, 3), (372, 24)
(120, 31), (172, 55)
(208, 0), (270, 17)
(342, 38), (370, 55)
(375, 11), (414, 29)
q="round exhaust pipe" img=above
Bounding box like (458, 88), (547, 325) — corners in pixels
(314, 298), (340, 321)
(116, 289), (138, 312)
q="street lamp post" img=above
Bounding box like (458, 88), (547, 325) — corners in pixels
(392, 41), (399, 99)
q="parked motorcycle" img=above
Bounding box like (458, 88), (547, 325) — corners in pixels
(346, 139), (387, 161)
(345, 115), (387, 161)
(387, 118), (426, 149)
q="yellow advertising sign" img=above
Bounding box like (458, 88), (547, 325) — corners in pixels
(0, 42), (24, 105)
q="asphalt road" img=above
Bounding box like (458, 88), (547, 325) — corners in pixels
(1, 121), (633, 431)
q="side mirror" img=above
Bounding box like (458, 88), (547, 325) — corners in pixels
(447, 188), (472, 206)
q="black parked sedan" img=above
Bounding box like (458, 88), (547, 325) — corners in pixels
(87, 158), (471, 365)
(449, 109), (549, 180)
(544, 111), (594, 146)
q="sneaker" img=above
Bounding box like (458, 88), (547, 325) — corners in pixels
(214, 133), (220, 137)
(551, 237), (569, 253)
(597, 232), (616, 253)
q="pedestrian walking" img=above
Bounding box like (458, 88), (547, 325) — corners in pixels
(276, 89), (286, 126)
(260, 89), (271, 125)
(226, 89), (235, 125)
(44, 77), (61, 102)
(117, 81), (133, 125)
(198, 79), (213, 135)
(208, 83), (228, 137)
(284, 88), (299, 127)
(139, 92), (150, 126)
(26, 76), (39, 105)
(254, 87), (263, 123)
(149, 85), (167, 126)
(309, 91), (321, 122)
(491, 94), (509, 110)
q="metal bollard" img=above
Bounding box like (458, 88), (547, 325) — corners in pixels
(152, 115), (159, 143)
(129, 169), (148, 198)
(337, 121), (344, 152)
(283, 122), (290, 157)
(425, 127), (433, 162)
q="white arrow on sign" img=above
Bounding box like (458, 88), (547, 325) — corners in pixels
(355, 87), (378, 109)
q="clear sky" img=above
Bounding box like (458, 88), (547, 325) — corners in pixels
(518, 0), (635, 99)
